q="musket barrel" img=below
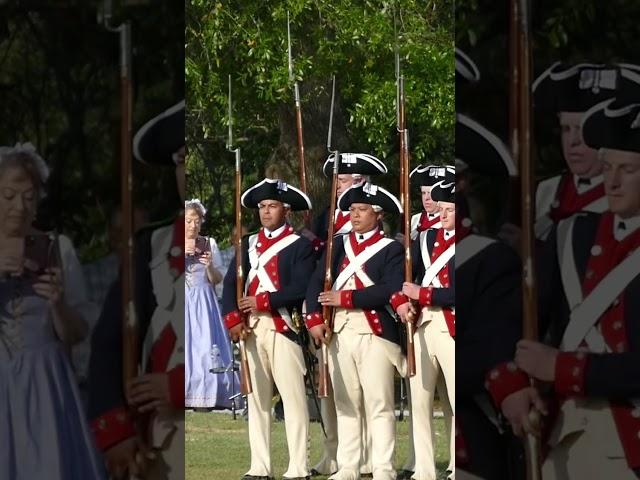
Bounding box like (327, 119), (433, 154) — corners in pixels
(228, 75), (252, 395)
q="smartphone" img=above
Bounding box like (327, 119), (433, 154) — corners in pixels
(195, 236), (209, 255)
(23, 234), (55, 275)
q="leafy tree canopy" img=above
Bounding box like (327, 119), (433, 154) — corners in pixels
(187, 0), (454, 245)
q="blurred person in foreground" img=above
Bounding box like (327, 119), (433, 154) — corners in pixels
(88, 100), (186, 479)
(487, 89), (640, 478)
(0, 143), (105, 479)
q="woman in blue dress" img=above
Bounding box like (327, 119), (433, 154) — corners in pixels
(184, 199), (239, 409)
(0, 143), (106, 479)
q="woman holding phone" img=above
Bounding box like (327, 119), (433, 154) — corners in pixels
(0, 143), (105, 478)
(184, 198), (238, 409)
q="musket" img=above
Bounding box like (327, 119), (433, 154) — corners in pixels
(293, 308), (327, 438)
(287, 11), (310, 228)
(396, 12), (417, 377)
(227, 74), (253, 396)
(101, 3), (140, 479)
(318, 75), (339, 399)
(101, 0), (137, 401)
(512, 1), (542, 478)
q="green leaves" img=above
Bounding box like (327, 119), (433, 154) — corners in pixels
(186, 0), (453, 241)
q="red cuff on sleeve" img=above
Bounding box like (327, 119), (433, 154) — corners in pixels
(340, 290), (354, 309)
(312, 238), (325, 252)
(419, 287), (433, 306)
(224, 310), (243, 330)
(305, 311), (325, 329)
(485, 361), (531, 408)
(390, 291), (410, 311)
(168, 365), (185, 409)
(256, 292), (271, 312)
(554, 351), (588, 397)
(91, 406), (136, 451)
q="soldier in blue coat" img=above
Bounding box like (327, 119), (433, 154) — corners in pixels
(88, 100), (186, 479)
(454, 114), (525, 480)
(305, 182), (405, 480)
(487, 90), (640, 479)
(302, 152), (387, 477)
(222, 178), (316, 480)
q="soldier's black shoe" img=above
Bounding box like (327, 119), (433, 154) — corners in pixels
(309, 469), (322, 477)
(282, 477), (310, 480)
(397, 470), (414, 480)
(242, 476), (273, 480)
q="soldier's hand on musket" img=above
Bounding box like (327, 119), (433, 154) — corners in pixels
(309, 323), (331, 346)
(401, 282), (421, 300)
(501, 386), (547, 438)
(515, 339), (559, 382)
(229, 322), (251, 342)
(396, 302), (417, 324)
(104, 435), (151, 479)
(238, 296), (258, 313)
(198, 250), (212, 266)
(318, 290), (341, 306)
(126, 373), (172, 413)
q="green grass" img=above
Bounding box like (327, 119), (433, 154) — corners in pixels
(186, 411), (449, 480)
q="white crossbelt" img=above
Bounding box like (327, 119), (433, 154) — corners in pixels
(419, 230), (455, 288)
(246, 232), (300, 330)
(333, 235), (396, 319)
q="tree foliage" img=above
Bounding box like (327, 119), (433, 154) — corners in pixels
(0, 3), (184, 261)
(186, 0), (454, 245)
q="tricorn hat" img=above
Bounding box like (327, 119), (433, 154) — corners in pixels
(133, 100), (185, 166)
(337, 182), (402, 214)
(582, 99), (640, 154)
(241, 178), (312, 211)
(322, 153), (387, 177)
(532, 63), (640, 114)
(430, 173), (455, 204)
(455, 48), (480, 84)
(455, 114), (517, 177)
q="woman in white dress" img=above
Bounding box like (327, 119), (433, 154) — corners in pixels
(0, 143), (106, 479)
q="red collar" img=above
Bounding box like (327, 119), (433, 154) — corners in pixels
(349, 229), (386, 255)
(418, 211), (440, 231)
(257, 224), (295, 254)
(583, 212), (640, 295)
(436, 227), (456, 249)
(335, 211), (351, 231)
(549, 173), (605, 222)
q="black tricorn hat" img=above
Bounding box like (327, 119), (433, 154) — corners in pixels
(532, 63), (640, 114)
(133, 100), (185, 166)
(455, 48), (480, 84)
(410, 164), (452, 187)
(582, 99), (640, 154)
(337, 182), (402, 214)
(322, 153), (387, 177)
(430, 174), (455, 204)
(241, 178), (312, 211)
(455, 114), (517, 177)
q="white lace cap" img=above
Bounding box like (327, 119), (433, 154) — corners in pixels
(185, 198), (207, 220)
(0, 142), (50, 187)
